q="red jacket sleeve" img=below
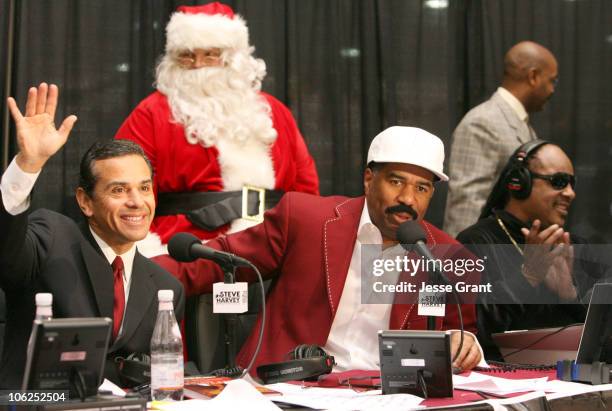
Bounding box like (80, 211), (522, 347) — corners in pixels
(152, 191), (292, 296)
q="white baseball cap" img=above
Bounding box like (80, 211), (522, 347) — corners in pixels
(366, 126), (449, 181)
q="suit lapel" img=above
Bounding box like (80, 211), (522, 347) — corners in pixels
(322, 197), (363, 317)
(492, 91), (532, 144)
(79, 225), (114, 319)
(112, 251), (156, 350)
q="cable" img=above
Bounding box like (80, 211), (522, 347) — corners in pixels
(449, 288), (464, 365)
(240, 261), (266, 379)
(72, 368), (86, 401)
(501, 323), (582, 360)
(427, 267), (464, 364)
(417, 370), (428, 399)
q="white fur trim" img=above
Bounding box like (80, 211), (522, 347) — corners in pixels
(135, 231), (168, 258)
(166, 12), (249, 52)
(215, 136), (275, 191)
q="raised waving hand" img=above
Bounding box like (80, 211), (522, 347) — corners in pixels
(7, 83), (77, 173)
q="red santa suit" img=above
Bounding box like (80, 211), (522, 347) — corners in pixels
(114, 3), (319, 254)
(115, 91), (318, 244)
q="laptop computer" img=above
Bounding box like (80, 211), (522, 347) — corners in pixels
(491, 283), (612, 365)
(492, 324), (583, 364)
(576, 282), (612, 364)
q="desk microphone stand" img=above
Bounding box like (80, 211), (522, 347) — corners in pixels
(218, 259), (242, 376)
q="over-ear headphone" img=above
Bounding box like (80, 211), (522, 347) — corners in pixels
(503, 139), (550, 199)
(256, 344), (335, 384)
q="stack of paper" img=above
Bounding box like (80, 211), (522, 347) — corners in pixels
(266, 383), (424, 410)
(453, 372), (548, 395)
(152, 379), (281, 411)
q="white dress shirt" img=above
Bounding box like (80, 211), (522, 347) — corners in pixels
(0, 158), (40, 215)
(324, 202), (403, 370)
(324, 202), (486, 370)
(497, 86), (529, 122)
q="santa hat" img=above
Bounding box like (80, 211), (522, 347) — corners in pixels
(165, 2), (250, 53)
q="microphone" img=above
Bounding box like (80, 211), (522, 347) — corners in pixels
(397, 221), (451, 285)
(396, 221), (449, 331)
(168, 232), (250, 268)
(396, 221), (465, 362)
(168, 232), (268, 377)
(396, 220), (438, 264)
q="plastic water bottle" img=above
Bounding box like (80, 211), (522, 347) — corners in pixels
(150, 289), (183, 401)
(34, 293), (53, 320)
(26, 293), (53, 362)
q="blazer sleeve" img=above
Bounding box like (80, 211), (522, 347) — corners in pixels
(0, 201), (53, 289)
(153, 191), (294, 297)
(444, 117), (506, 237)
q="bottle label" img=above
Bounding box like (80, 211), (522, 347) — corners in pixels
(213, 282), (248, 313)
(151, 355), (184, 389)
(158, 301), (173, 311)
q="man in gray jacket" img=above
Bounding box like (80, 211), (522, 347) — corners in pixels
(444, 41), (558, 237)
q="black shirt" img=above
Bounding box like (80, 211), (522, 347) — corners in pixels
(457, 210), (609, 361)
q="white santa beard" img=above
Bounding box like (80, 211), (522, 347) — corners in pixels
(156, 55), (276, 145)
(157, 58), (277, 182)
(156, 56), (278, 235)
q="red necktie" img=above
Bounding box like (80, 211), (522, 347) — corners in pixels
(112, 256), (125, 340)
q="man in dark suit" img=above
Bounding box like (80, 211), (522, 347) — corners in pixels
(0, 83), (185, 388)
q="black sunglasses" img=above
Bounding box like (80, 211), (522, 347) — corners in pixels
(531, 172), (576, 190)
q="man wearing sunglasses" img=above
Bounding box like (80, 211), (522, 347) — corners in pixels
(456, 140), (609, 360)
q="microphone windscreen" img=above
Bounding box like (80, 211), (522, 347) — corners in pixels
(396, 221), (427, 246)
(168, 232), (200, 262)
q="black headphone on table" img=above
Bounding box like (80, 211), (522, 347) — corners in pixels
(503, 139), (550, 199)
(256, 344), (335, 384)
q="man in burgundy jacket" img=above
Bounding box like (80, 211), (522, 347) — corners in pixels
(156, 126), (483, 373)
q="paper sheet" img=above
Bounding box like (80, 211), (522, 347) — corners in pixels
(266, 383), (423, 410)
(484, 391), (548, 411)
(453, 372), (548, 395)
(153, 379), (281, 411)
(545, 382), (612, 399)
(98, 378), (126, 397)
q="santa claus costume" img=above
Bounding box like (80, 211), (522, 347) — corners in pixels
(115, 3), (319, 256)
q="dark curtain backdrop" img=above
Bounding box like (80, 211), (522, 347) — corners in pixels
(1, 0), (610, 241)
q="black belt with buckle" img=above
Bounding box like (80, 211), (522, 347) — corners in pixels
(156, 186), (284, 231)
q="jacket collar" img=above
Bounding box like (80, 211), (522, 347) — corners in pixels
(111, 251), (156, 350)
(492, 90), (533, 144)
(79, 223), (115, 320)
(322, 196), (364, 317)
(322, 197), (445, 329)
(79, 222), (156, 350)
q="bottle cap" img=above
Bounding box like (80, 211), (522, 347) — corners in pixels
(158, 289), (174, 302)
(35, 293), (53, 306)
